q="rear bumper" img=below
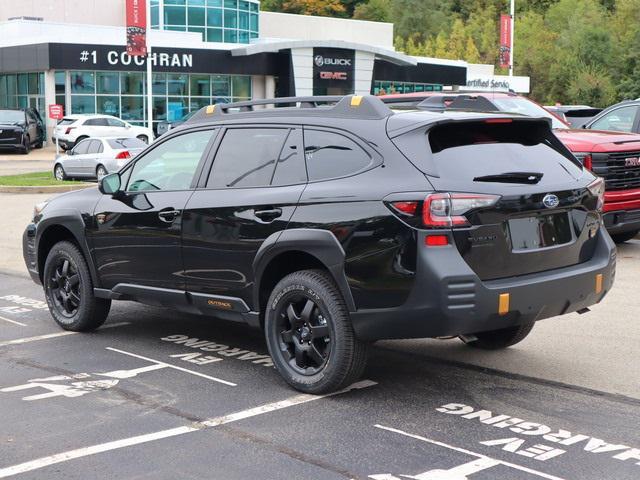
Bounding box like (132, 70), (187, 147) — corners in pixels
(351, 228), (616, 341)
(51, 136), (74, 150)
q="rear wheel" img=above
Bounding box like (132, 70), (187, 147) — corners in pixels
(96, 164), (108, 180)
(21, 135), (30, 154)
(611, 230), (638, 244)
(43, 241), (111, 331)
(265, 269), (368, 394)
(54, 164), (66, 181)
(462, 322), (535, 350)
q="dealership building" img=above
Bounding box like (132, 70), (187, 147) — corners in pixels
(0, 0), (469, 138)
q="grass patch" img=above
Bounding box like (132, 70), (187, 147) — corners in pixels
(0, 171), (90, 186)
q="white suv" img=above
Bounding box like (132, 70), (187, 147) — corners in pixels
(52, 114), (154, 150)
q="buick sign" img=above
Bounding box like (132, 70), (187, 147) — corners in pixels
(542, 194), (560, 209)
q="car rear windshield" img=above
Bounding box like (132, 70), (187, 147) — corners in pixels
(491, 97), (568, 129)
(107, 138), (147, 149)
(58, 118), (76, 125)
(426, 120), (582, 181)
(0, 110), (25, 123)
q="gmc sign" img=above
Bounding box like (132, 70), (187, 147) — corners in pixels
(313, 47), (355, 94)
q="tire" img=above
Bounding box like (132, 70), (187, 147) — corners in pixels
(462, 322), (535, 350)
(265, 269), (368, 394)
(54, 164), (67, 181)
(136, 135), (149, 144)
(610, 230), (638, 244)
(43, 241), (111, 332)
(21, 135), (30, 154)
(96, 164), (108, 180)
(35, 140), (44, 149)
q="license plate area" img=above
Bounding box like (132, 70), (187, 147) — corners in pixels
(508, 212), (573, 251)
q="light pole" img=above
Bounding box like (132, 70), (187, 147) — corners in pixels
(509, 0), (515, 77)
(145, 0), (153, 132)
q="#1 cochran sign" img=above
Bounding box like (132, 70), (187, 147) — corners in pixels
(48, 104), (63, 120)
(126, 0), (147, 57)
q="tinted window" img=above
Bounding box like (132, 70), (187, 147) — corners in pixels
(72, 139), (91, 155)
(207, 128), (288, 188)
(86, 139), (102, 154)
(425, 121), (581, 181)
(272, 129), (307, 186)
(127, 130), (214, 192)
(84, 118), (108, 126)
(107, 138), (147, 149)
(107, 118), (126, 127)
(303, 129), (372, 181)
(590, 105), (639, 132)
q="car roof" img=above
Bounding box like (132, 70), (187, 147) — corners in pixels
(63, 114), (117, 119)
(380, 91), (517, 100)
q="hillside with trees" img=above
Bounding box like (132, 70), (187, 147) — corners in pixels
(261, 0), (640, 106)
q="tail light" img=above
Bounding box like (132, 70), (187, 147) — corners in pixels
(574, 152), (593, 170)
(423, 193), (500, 228)
(115, 151), (131, 160)
(587, 177), (605, 211)
(64, 127), (76, 135)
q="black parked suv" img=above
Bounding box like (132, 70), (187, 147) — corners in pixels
(23, 95), (616, 393)
(0, 107), (45, 153)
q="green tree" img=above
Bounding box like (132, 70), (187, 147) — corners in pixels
(353, 0), (392, 22)
(391, 0), (452, 42)
(464, 36), (481, 63)
(448, 18), (467, 58)
(567, 65), (617, 107)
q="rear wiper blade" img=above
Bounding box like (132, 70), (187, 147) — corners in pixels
(473, 172), (544, 184)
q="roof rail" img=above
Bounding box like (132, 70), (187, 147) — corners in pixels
(187, 95), (393, 123)
(416, 94), (499, 112)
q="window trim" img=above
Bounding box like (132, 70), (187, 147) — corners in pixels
(198, 123), (307, 190)
(302, 126), (382, 183)
(120, 126), (220, 193)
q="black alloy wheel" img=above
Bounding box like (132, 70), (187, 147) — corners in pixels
(49, 258), (81, 318)
(276, 295), (331, 375)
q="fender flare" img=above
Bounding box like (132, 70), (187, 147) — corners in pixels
(35, 209), (101, 288)
(252, 228), (356, 313)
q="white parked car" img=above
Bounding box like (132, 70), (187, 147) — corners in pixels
(52, 114), (154, 150)
(53, 137), (147, 181)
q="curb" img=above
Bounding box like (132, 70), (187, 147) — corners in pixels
(0, 184), (93, 194)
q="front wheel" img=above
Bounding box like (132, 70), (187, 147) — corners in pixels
(21, 135), (30, 154)
(611, 230), (638, 244)
(54, 164), (66, 181)
(264, 269), (368, 394)
(43, 241), (111, 331)
(462, 322), (535, 350)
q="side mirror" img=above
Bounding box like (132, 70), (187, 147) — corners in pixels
(99, 173), (121, 195)
(125, 124), (132, 129)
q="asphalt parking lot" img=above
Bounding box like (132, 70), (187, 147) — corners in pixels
(1, 269), (640, 480)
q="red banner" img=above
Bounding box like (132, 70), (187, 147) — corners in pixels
(48, 104), (64, 120)
(499, 14), (511, 69)
(126, 0), (147, 57)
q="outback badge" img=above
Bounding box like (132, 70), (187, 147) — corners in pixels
(542, 193), (560, 209)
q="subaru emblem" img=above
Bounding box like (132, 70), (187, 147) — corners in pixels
(542, 194), (560, 209)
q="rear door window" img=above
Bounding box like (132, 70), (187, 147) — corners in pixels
(207, 128), (290, 188)
(303, 129), (373, 181)
(86, 139), (102, 154)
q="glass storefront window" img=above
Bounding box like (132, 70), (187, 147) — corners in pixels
(152, 73), (167, 95)
(71, 95), (95, 114)
(212, 75), (230, 96)
(223, 9), (237, 28)
(121, 96), (145, 121)
(188, 7), (206, 26)
(231, 75), (251, 98)
(190, 75), (210, 96)
(190, 97), (210, 110)
(238, 11), (249, 30)
(97, 72), (119, 94)
(55, 72), (65, 94)
(249, 1), (258, 12)
(6, 75), (16, 97)
(223, 29), (237, 43)
(207, 0), (222, 6)
(189, 0), (206, 5)
(165, 5), (186, 25)
(121, 72), (144, 95)
(249, 13), (258, 31)
(224, 0), (237, 7)
(71, 71), (95, 94)
(165, 0), (186, 4)
(239, 1), (250, 10)
(151, 5), (160, 27)
(167, 74), (188, 96)
(28, 73), (40, 95)
(17, 74), (28, 95)
(167, 97), (188, 121)
(97, 95), (120, 116)
(207, 8), (223, 26)
(153, 96), (167, 121)
(207, 28), (223, 42)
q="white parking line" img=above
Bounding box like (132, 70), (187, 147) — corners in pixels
(0, 315), (27, 327)
(105, 347), (237, 387)
(0, 322), (130, 347)
(374, 425), (567, 480)
(0, 379), (376, 478)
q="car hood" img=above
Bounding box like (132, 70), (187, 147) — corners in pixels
(554, 128), (640, 152)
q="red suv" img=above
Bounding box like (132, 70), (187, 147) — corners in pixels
(382, 92), (640, 243)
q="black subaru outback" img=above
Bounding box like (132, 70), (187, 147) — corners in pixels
(23, 95), (616, 393)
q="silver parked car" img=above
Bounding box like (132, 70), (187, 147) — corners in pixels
(53, 137), (147, 181)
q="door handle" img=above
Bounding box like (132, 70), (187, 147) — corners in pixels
(158, 209), (181, 223)
(254, 208), (282, 221)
